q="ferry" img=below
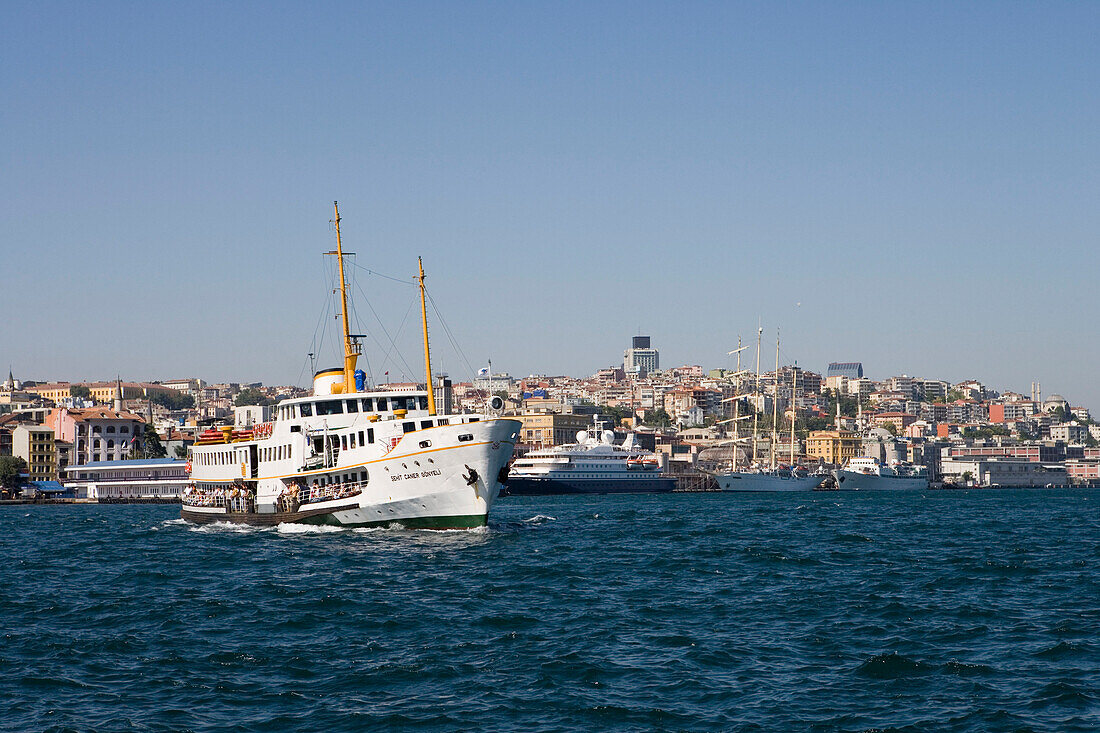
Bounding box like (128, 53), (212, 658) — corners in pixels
(503, 426), (676, 495)
(181, 203), (521, 529)
(834, 456), (929, 491)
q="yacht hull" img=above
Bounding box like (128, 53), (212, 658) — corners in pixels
(503, 475), (676, 496)
(715, 472), (824, 492)
(833, 470), (929, 491)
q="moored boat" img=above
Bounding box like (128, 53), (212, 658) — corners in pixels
(833, 456), (929, 491)
(503, 426), (675, 496)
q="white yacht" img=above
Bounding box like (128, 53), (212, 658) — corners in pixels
(834, 456), (929, 491)
(504, 427), (675, 495)
(715, 466), (825, 492)
(181, 203), (521, 529)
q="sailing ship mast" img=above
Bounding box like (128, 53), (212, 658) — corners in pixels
(416, 256), (437, 415)
(771, 329), (780, 471)
(753, 326), (762, 467)
(733, 335), (741, 467)
(325, 201), (361, 395)
(789, 361), (798, 469)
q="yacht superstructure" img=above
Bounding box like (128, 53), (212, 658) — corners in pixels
(504, 427), (675, 495)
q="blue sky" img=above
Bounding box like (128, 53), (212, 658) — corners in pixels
(2, 2), (1097, 405)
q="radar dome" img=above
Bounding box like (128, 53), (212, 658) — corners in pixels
(576, 430), (589, 444)
(601, 430), (615, 445)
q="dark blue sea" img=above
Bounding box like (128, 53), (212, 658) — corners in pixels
(2, 490), (1098, 732)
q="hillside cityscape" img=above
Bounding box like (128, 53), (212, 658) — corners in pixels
(1, 332), (1095, 499)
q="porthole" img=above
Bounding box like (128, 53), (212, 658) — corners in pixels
(419, 440), (431, 449)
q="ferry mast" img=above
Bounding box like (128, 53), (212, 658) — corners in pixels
(416, 256), (437, 415)
(325, 201), (361, 394)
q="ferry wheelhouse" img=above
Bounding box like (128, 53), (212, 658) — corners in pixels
(181, 203), (521, 529)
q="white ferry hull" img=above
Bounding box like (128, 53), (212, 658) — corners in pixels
(183, 419), (519, 529)
(715, 472), (824, 492)
(834, 470), (929, 491)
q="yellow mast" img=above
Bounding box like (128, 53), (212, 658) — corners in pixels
(416, 256), (437, 415)
(324, 201), (360, 394)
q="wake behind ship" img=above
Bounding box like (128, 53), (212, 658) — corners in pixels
(181, 203), (520, 529)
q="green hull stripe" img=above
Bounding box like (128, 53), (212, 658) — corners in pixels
(297, 512), (488, 530)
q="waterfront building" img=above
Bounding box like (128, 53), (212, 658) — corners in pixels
(64, 458), (188, 500)
(12, 424), (57, 482)
(944, 444), (1063, 463)
(624, 336), (659, 377)
(45, 407), (145, 465)
(938, 457), (1068, 487)
(805, 430), (861, 466)
(517, 412), (592, 447)
(1065, 459), (1100, 483)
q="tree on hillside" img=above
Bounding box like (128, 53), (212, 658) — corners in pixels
(151, 391), (194, 410)
(70, 385), (91, 400)
(641, 409), (672, 428)
(234, 388), (270, 407)
(601, 404), (635, 427)
(0, 456), (28, 489)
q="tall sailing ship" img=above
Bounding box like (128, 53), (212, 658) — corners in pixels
(712, 328), (824, 492)
(181, 203), (521, 529)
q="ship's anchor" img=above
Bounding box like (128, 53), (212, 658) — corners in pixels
(463, 465), (480, 487)
(497, 464), (510, 485)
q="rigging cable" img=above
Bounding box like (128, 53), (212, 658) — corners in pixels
(426, 291), (479, 382)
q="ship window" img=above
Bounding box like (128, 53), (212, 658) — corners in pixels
(367, 428), (374, 444)
(358, 431), (365, 445)
(403, 422), (415, 434)
(458, 434), (473, 442)
(346, 399), (358, 413)
(419, 440), (431, 448)
(341, 435), (348, 450)
(361, 398), (373, 412)
(421, 420), (432, 430)
(350, 434), (356, 449)
(299, 403), (313, 417)
(376, 398), (388, 411)
(418, 396), (429, 410)
(316, 400), (342, 416)
(469, 418), (479, 423)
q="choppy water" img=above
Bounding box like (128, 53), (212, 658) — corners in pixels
(1, 490), (1098, 732)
